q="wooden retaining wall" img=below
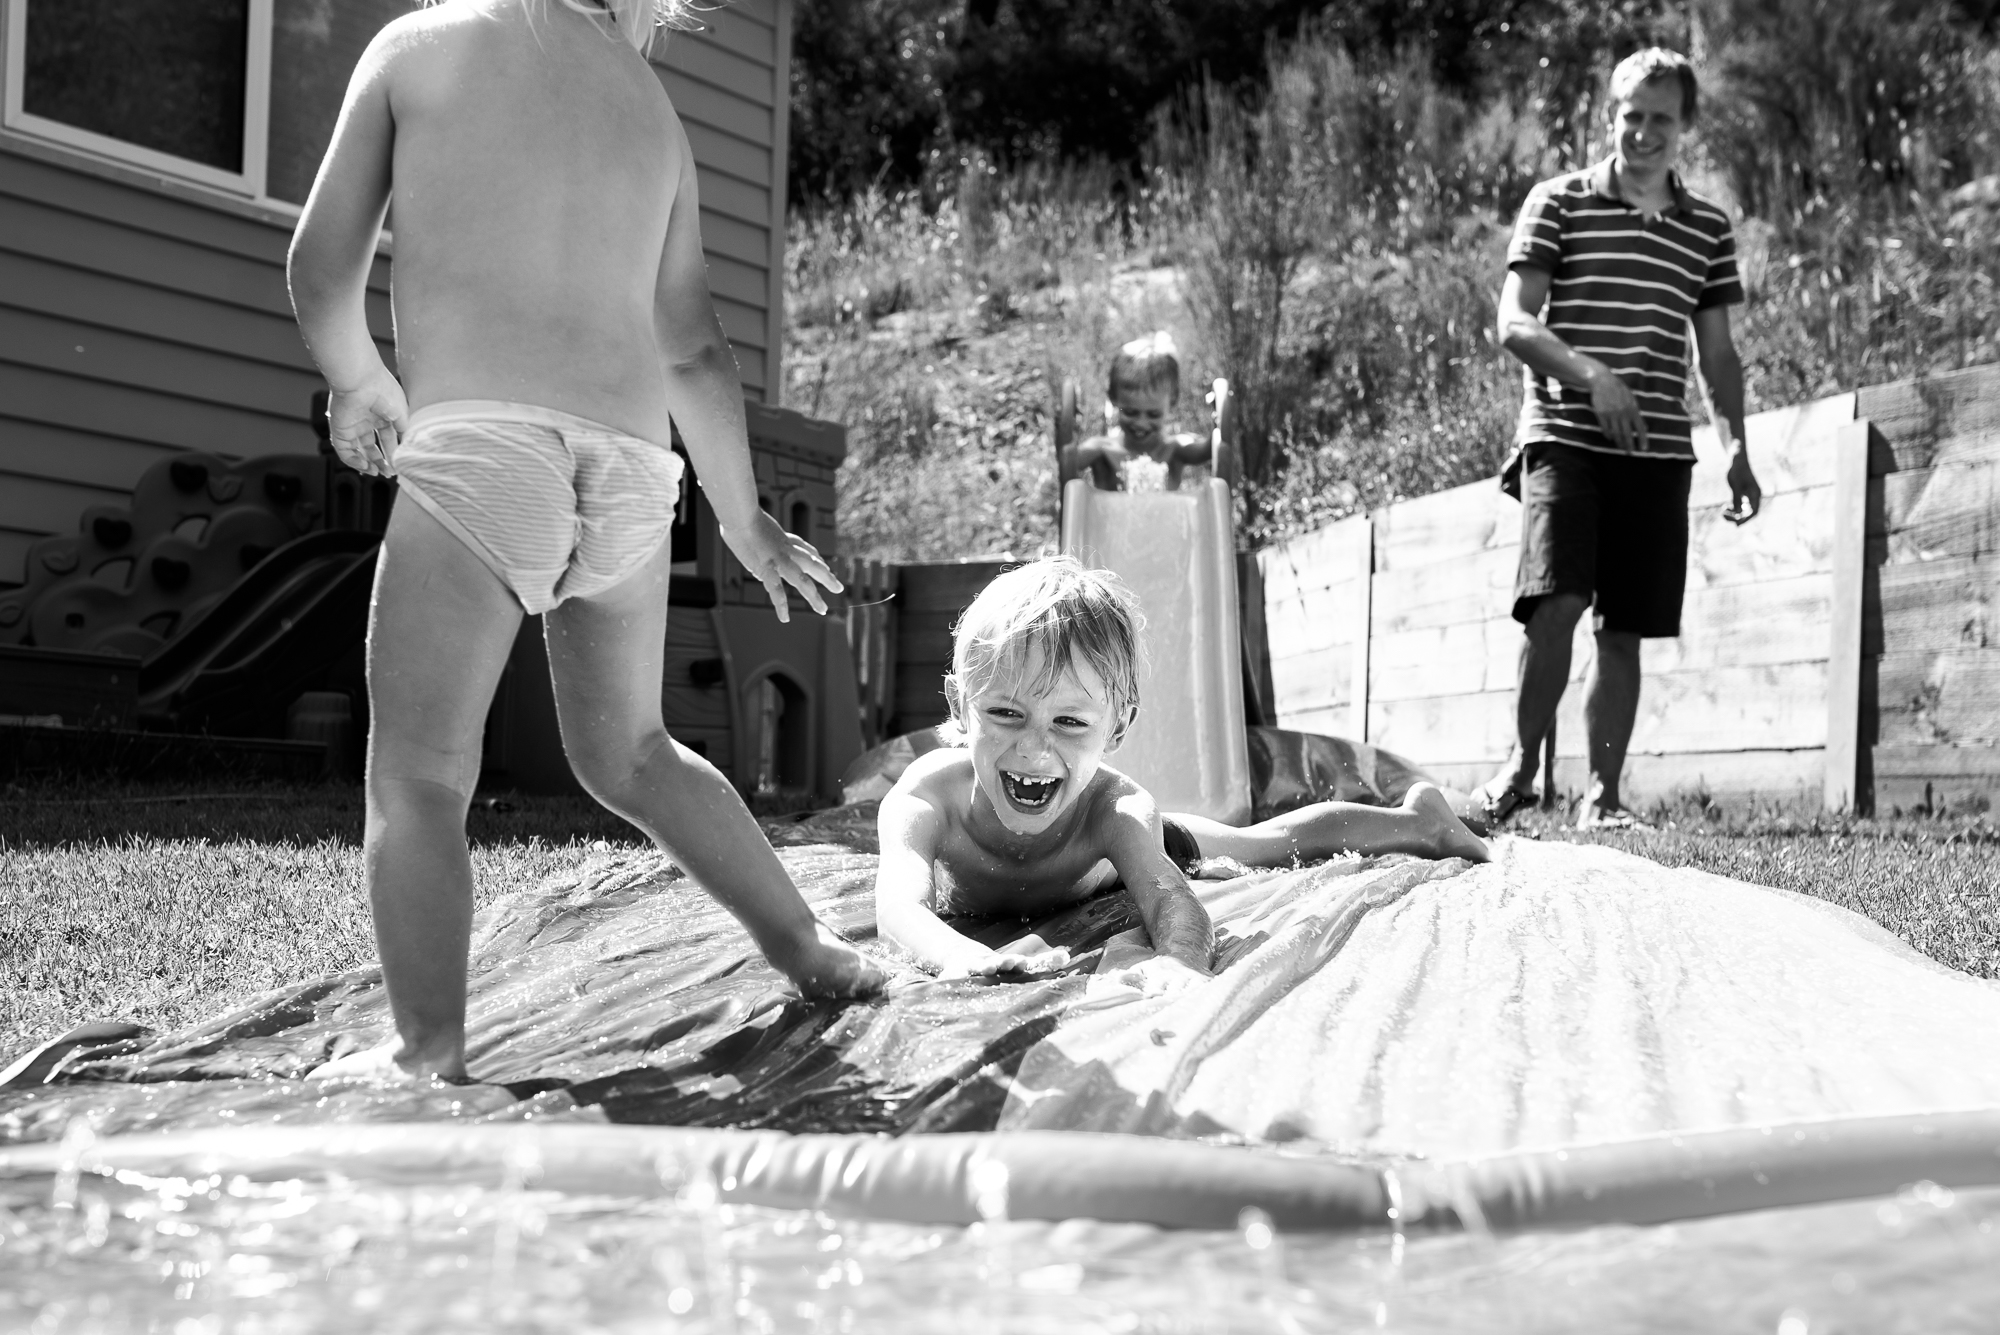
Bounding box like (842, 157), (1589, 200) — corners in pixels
(1259, 364), (2000, 815)
(885, 559), (1014, 738)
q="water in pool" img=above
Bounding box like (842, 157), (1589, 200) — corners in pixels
(1, 1158), (1995, 1333)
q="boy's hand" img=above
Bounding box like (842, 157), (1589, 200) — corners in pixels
(1113, 953), (1210, 997)
(1724, 443), (1762, 525)
(326, 368), (409, 477)
(721, 511), (843, 623)
(943, 938), (1072, 980)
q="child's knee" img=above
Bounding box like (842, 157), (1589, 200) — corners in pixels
(568, 727), (677, 806)
(368, 738), (481, 801)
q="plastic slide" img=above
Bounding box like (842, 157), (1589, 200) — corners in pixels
(1055, 378), (1252, 823)
(136, 529), (380, 733)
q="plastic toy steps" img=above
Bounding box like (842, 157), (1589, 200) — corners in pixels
(1057, 376), (1252, 822)
(0, 453), (330, 660)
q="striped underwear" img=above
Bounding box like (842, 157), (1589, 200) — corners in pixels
(391, 399), (684, 615)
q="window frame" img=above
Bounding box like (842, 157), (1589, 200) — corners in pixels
(1, 0), (275, 200)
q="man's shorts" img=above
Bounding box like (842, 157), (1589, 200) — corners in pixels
(1512, 441), (1692, 638)
(392, 400), (684, 616)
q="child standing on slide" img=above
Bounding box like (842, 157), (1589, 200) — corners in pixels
(289, 0), (884, 1083)
(874, 558), (1489, 983)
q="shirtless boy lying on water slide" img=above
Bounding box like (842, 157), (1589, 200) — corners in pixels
(873, 558), (1489, 989)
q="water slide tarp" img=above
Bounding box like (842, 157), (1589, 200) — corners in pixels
(9, 759), (2000, 1233)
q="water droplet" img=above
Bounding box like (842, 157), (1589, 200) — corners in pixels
(1776, 1308), (1811, 1335)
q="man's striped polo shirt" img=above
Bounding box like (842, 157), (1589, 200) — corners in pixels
(1508, 157), (1743, 462)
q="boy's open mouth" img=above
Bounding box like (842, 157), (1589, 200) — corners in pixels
(1000, 770), (1062, 812)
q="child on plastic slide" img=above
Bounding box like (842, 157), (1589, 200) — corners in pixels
(1065, 333), (1215, 492)
(872, 558), (1489, 988)
(288, 0), (884, 1083)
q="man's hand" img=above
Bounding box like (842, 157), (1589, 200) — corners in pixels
(325, 367), (408, 477)
(1586, 364), (1648, 453)
(1724, 442), (1762, 525)
(720, 511), (842, 622)
(1113, 953), (1210, 998)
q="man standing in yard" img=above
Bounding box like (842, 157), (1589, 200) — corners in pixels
(1476, 48), (1760, 830)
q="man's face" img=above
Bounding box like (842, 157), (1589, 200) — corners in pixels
(960, 649), (1131, 838)
(1611, 77), (1685, 180)
(1111, 384), (1174, 449)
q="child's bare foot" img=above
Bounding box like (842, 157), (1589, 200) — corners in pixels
(308, 1042), (467, 1085)
(1406, 782), (1491, 863)
(771, 921), (889, 998)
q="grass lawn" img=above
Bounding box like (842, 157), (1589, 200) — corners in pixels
(2, 777), (1996, 1067)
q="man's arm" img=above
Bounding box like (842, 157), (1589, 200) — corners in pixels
(873, 788), (1066, 976)
(653, 111), (838, 620)
(1102, 795), (1213, 979)
(287, 29), (405, 477)
(1692, 304), (1760, 524)
(1498, 265), (1649, 453)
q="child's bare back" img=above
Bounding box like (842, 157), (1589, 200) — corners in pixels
(358, 3), (687, 439)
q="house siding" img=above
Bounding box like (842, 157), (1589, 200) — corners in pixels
(0, 0), (794, 587)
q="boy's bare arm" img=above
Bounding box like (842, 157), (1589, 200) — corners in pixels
(873, 789), (996, 973)
(1103, 795), (1213, 975)
(287, 28), (406, 475)
(652, 112), (836, 620)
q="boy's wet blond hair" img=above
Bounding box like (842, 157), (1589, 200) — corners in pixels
(1106, 331), (1181, 404)
(948, 557), (1143, 724)
(432, 1), (689, 51)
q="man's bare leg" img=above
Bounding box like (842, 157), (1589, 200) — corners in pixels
(1478, 592), (1589, 814)
(1173, 782), (1489, 866)
(1578, 627), (1643, 825)
(545, 544), (885, 997)
(314, 501), (523, 1084)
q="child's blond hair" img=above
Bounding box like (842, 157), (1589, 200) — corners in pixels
(430, 0), (688, 52)
(948, 557), (1143, 724)
(1107, 331), (1181, 404)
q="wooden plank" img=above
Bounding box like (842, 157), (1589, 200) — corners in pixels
(1371, 661), (1831, 768)
(1856, 363), (2000, 473)
(1555, 749), (1824, 806)
(1879, 555), (1999, 653)
(0, 471), (124, 537)
(1685, 391), (1856, 505)
(1877, 648), (2000, 747)
(697, 208), (770, 270)
(1368, 546), (1518, 635)
(1873, 743), (2000, 816)
(1269, 644), (1355, 721)
(1685, 483), (1837, 591)
(1371, 479), (1514, 571)
(0, 363), (319, 457)
(706, 253), (772, 311)
(1881, 447), (2000, 562)
(658, 38), (775, 110)
(0, 420), (179, 491)
(694, 168), (771, 231)
(1264, 575), (1363, 659)
(0, 251), (322, 372)
(1826, 419), (1870, 812)
(0, 306), (326, 420)
(683, 121), (772, 188)
(657, 67), (774, 146)
(662, 9), (775, 65)
(766, 0), (794, 393)
(0, 194), (295, 319)
(1353, 515), (1374, 741)
(0, 150), (293, 267)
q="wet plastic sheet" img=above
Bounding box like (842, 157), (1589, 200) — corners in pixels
(10, 812), (2000, 1173)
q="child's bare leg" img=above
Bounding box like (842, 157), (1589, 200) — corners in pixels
(1173, 782), (1489, 866)
(544, 546), (885, 997)
(317, 503), (523, 1083)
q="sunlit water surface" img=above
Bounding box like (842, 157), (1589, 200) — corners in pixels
(0, 1165), (1995, 1334)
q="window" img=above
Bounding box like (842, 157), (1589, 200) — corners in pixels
(2, 0), (418, 208)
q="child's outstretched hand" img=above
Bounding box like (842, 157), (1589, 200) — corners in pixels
(1113, 953), (1210, 998)
(722, 511), (843, 623)
(325, 366), (409, 477)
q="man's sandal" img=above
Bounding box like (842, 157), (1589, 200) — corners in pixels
(1473, 779), (1537, 830)
(1575, 806), (1654, 832)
